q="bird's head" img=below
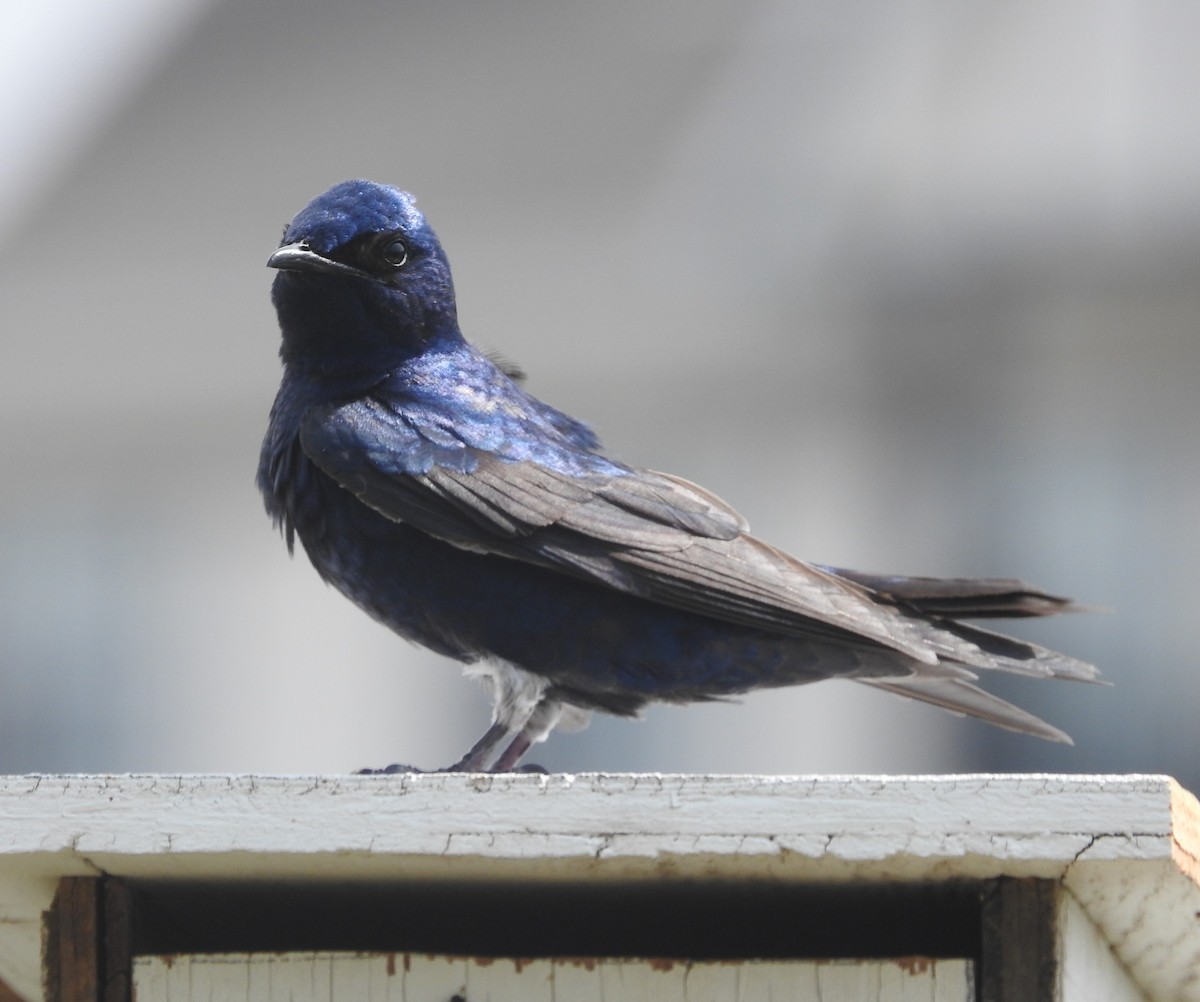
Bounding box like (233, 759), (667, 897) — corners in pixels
(269, 180), (459, 380)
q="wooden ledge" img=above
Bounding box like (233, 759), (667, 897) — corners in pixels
(1, 773), (1197, 1000)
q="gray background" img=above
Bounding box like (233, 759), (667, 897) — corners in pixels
(2, 1), (1196, 785)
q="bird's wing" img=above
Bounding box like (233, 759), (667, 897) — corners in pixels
(299, 396), (959, 664)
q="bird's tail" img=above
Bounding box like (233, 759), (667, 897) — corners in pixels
(823, 567), (1103, 742)
(859, 675), (1075, 743)
(819, 568), (1092, 618)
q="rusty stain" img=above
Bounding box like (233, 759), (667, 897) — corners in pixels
(894, 956), (932, 975)
(385, 952), (395, 976)
(403, 952), (412, 973)
(646, 957), (682, 972)
(472, 955), (495, 967)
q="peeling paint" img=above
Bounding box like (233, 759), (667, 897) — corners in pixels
(893, 955), (932, 975)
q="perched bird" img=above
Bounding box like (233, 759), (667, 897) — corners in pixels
(259, 179), (1098, 772)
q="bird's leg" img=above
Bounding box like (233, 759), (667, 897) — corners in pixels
(487, 697), (570, 772)
(358, 684), (584, 774)
(356, 720), (513, 774)
(489, 730), (537, 772)
(443, 662), (555, 772)
(443, 720), (512, 772)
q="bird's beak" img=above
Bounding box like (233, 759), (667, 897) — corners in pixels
(267, 241), (359, 276)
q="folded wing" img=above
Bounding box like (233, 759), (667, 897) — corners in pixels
(300, 395), (1099, 708)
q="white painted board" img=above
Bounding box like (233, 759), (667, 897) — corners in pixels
(3, 774), (1195, 1002)
(132, 952), (974, 1002)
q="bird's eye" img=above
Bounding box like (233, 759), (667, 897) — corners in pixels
(379, 238), (408, 268)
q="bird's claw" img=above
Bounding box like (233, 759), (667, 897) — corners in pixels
(354, 763), (424, 775)
(354, 761), (549, 775)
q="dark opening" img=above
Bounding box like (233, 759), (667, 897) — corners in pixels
(128, 878), (982, 960)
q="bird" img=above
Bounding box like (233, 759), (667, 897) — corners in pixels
(258, 179), (1099, 772)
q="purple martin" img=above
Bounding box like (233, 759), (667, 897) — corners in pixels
(259, 179), (1098, 771)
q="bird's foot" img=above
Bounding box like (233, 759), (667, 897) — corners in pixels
(354, 763), (426, 775)
(357, 719), (549, 776)
(354, 759), (548, 775)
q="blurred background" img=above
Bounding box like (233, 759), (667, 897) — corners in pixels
(1, 1), (1196, 787)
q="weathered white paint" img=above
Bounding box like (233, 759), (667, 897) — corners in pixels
(0, 773), (1188, 871)
(131, 952), (975, 1002)
(0, 774), (1196, 1002)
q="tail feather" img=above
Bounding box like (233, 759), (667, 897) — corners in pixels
(821, 567), (1087, 619)
(932, 618), (1101, 683)
(859, 675), (1075, 744)
(822, 566), (1103, 741)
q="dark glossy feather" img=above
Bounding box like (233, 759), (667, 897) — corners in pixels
(301, 393), (1095, 681)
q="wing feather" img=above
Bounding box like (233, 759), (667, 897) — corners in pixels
(299, 397), (1092, 677)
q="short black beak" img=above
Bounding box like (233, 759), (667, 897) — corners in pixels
(267, 242), (359, 276)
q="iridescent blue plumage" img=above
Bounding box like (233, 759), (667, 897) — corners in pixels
(259, 179), (1099, 771)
